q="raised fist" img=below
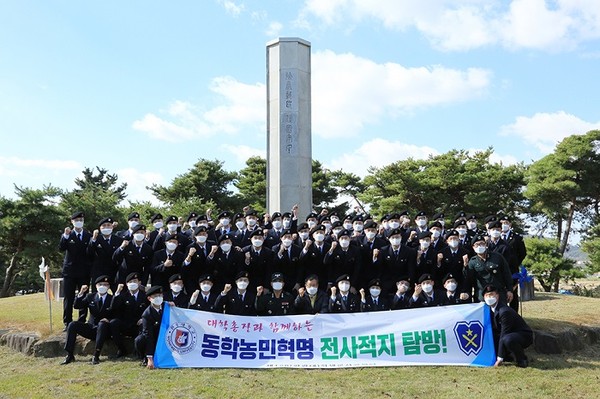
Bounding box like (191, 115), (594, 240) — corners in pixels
(330, 241), (338, 251)
(257, 286), (264, 296)
(64, 227), (71, 236)
(304, 239), (312, 249)
(223, 284), (232, 294)
(121, 240), (129, 248)
(93, 230), (99, 240)
(188, 247), (197, 257)
(116, 284), (124, 294)
(331, 286), (337, 296)
(298, 287), (306, 297)
(373, 249), (379, 258)
(359, 288), (366, 298)
(79, 285), (89, 294)
(210, 246), (218, 255)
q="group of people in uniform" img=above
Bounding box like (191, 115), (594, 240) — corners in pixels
(58, 206), (533, 368)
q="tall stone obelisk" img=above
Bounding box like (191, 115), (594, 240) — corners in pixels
(266, 38), (312, 217)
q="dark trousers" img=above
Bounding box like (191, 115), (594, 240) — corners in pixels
(134, 334), (148, 359)
(64, 320), (110, 355)
(62, 276), (90, 325)
(109, 319), (139, 352)
(497, 331), (533, 361)
(510, 285), (520, 312)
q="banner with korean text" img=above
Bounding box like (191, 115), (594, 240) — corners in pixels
(154, 303), (495, 368)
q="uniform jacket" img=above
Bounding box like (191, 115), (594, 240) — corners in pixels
(294, 291), (329, 314)
(214, 289), (257, 316)
(59, 230), (93, 279)
(139, 304), (163, 356)
(113, 241), (154, 285)
(110, 290), (147, 328)
(74, 292), (113, 326)
(328, 292), (360, 313)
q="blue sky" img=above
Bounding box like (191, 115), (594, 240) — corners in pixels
(2, 0), (600, 207)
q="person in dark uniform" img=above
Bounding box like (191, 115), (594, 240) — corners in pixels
(409, 273), (444, 308)
(499, 215), (527, 312)
(391, 276), (413, 310)
(428, 221), (447, 253)
(61, 275), (113, 365)
(360, 278), (390, 312)
(435, 229), (470, 287)
(151, 233), (184, 290)
(207, 233), (245, 292)
(182, 226), (216, 294)
(271, 230), (303, 293)
(294, 274), (329, 314)
(241, 230), (273, 291)
(483, 285), (533, 368)
(375, 228), (417, 294)
(264, 212), (284, 249)
(113, 224), (153, 286)
(188, 274), (219, 312)
(440, 273), (466, 306)
(215, 211), (234, 238)
(146, 213), (164, 248)
(163, 274), (189, 308)
(214, 271), (257, 316)
(299, 224), (331, 291)
(464, 235), (514, 304)
(59, 211), (93, 329)
(135, 285), (164, 369)
(116, 212), (141, 240)
(329, 274), (360, 313)
(256, 272), (295, 316)
(88, 217), (123, 293)
(324, 230), (363, 291)
(153, 215), (191, 252)
(109, 272), (147, 358)
(415, 231), (438, 281)
(294, 222), (311, 248)
(355, 220), (387, 290)
(181, 212), (199, 238)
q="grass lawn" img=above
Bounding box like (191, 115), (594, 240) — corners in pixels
(0, 292), (599, 398)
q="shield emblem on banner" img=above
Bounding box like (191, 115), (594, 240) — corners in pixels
(175, 329), (189, 347)
(453, 321), (484, 356)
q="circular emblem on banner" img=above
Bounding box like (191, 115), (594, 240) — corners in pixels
(166, 322), (197, 355)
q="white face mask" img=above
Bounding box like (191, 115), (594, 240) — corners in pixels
(220, 218), (230, 226)
(421, 283), (433, 293)
(282, 238), (293, 247)
(330, 217), (340, 224)
(272, 220), (282, 229)
(474, 246), (487, 254)
(467, 222), (477, 230)
(307, 221), (317, 229)
(448, 239), (459, 249)
(365, 231), (376, 240)
(339, 239), (350, 248)
(73, 221), (84, 229)
(188, 221), (197, 228)
(369, 288), (381, 297)
(166, 242), (178, 251)
(490, 230), (501, 238)
(128, 220), (139, 229)
(283, 219), (291, 229)
(127, 282), (139, 291)
(457, 228), (467, 236)
(134, 233), (146, 242)
(420, 241), (430, 249)
(338, 282), (350, 292)
(236, 281), (249, 290)
(200, 283), (212, 292)
(343, 222), (353, 230)
(306, 286), (318, 295)
(323, 223), (332, 231)
(196, 235), (207, 243)
(446, 282), (457, 292)
(333, 228), (343, 236)
(252, 238), (264, 247)
(299, 232), (309, 240)
(314, 233), (325, 242)
(247, 218), (257, 227)
(484, 296), (497, 306)
(97, 285), (109, 294)
(438, 220), (445, 227)
(397, 283), (410, 293)
(167, 224), (178, 232)
(170, 284), (182, 293)
(501, 223), (510, 232)
(389, 221), (400, 229)
(220, 243), (232, 252)
(416, 219), (427, 227)
(153, 221), (163, 229)
(235, 221), (245, 230)
(431, 230), (441, 239)
(100, 228), (113, 236)
(390, 238), (401, 247)
(353, 223), (364, 232)
(151, 296), (163, 306)
(272, 282), (284, 291)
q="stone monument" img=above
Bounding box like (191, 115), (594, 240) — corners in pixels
(266, 37), (313, 217)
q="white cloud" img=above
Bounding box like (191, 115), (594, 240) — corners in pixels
(301, 0), (600, 52)
(219, 0), (245, 17)
(132, 77), (265, 142)
(117, 168), (164, 204)
(466, 148), (520, 165)
(500, 111), (600, 153)
(312, 50), (491, 138)
(0, 157), (81, 178)
(266, 21), (283, 37)
(326, 138), (439, 176)
(221, 144), (266, 164)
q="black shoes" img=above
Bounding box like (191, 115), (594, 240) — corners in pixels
(91, 356), (100, 365)
(517, 357), (529, 368)
(140, 358), (148, 367)
(60, 354), (75, 365)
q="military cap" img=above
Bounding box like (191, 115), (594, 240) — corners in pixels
(271, 272), (284, 282)
(280, 229), (293, 237)
(127, 212), (140, 220)
(380, 214), (390, 222)
(165, 215), (178, 224)
(352, 214), (365, 222)
(168, 274), (183, 283)
(245, 209), (258, 217)
(131, 224), (147, 233)
(342, 214), (354, 221)
(454, 211), (467, 221)
(442, 273), (457, 284)
(126, 272), (140, 283)
(418, 274), (434, 284)
(297, 222), (310, 231)
(98, 217), (114, 228)
(146, 285), (163, 297)
(453, 219), (467, 228)
(187, 212), (199, 221)
(388, 228), (403, 237)
(471, 234), (487, 246)
(306, 212), (319, 220)
(193, 226), (208, 235)
(249, 229), (264, 238)
(217, 211), (232, 220)
(399, 210), (410, 217)
(198, 274), (214, 283)
(499, 214), (511, 222)
(335, 274), (351, 284)
(235, 271), (250, 280)
(95, 275), (110, 284)
(489, 220), (502, 229)
(150, 213), (163, 223)
(337, 229), (351, 238)
(466, 214), (478, 221)
(331, 221), (343, 229)
(196, 214), (209, 223)
(233, 212), (244, 221)
(311, 224), (326, 234)
(415, 211), (427, 218)
(397, 275), (410, 283)
(432, 212), (445, 220)
(165, 233), (178, 242)
(282, 212), (292, 219)
(70, 211), (84, 220)
(218, 233), (232, 243)
(445, 229), (460, 240)
(271, 212), (282, 219)
(364, 220), (378, 230)
(318, 214), (331, 223)
(367, 278), (382, 288)
(417, 231), (432, 240)
(483, 215), (498, 224)
(482, 284), (498, 295)
(388, 213), (401, 220)
(429, 221), (443, 229)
